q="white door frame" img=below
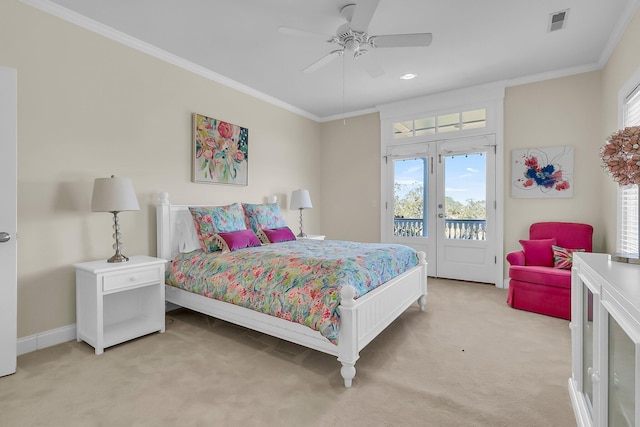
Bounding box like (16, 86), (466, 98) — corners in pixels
(378, 83), (505, 287)
(383, 136), (497, 284)
(0, 66), (17, 377)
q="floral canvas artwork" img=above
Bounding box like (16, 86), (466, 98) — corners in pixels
(511, 145), (574, 198)
(192, 113), (248, 186)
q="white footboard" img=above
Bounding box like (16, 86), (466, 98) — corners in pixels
(337, 251), (427, 387)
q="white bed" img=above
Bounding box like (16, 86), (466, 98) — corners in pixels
(156, 192), (427, 387)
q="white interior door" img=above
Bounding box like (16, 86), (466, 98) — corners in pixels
(385, 135), (496, 284)
(0, 66), (17, 376)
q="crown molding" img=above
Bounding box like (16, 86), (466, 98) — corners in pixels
(505, 62), (603, 89)
(20, 0), (322, 122)
(598, 0), (640, 66)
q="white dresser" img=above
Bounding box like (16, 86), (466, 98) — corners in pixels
(569, 252), (640, 427)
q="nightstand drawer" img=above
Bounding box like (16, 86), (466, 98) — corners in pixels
(102, 267), (162, 292)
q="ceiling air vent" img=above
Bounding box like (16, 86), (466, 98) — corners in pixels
(548, 9), (569, 32)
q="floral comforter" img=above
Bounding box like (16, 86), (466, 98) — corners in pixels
(166, 239), (418, 343)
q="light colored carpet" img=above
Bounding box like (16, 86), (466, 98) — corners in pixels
(0, 279), (576, 426)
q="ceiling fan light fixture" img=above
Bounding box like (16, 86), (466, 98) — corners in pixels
(400, 73), (417, 80)
(286, 1), (431, 78)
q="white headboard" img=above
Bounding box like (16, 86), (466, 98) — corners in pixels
(157, 192), (281, 260)
(157, 192), (218, 260)
(156, 192), (183, 260)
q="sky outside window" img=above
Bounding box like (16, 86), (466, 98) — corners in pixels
(394, 154), (486, 203)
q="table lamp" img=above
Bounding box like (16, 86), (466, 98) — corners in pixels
(91, 175), (140, 262)
(290, 189), (312, 237)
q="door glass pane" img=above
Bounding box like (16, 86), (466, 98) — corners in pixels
(583, 286), (594, 413)
(393, 158), (427, 237)
(608, 315), (635, 427)
(443, 152), (486, 240)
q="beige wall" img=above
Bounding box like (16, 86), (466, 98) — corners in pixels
(503, 71), (606, 264)
(1, 1), (321, 337)
(320, 113), (381, 242)
(3, 0), (640, 339)
(601, 11), (640, 252)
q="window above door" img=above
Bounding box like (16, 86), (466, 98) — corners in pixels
(393, 108), (487, 139)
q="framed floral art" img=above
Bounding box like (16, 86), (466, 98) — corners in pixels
(511, 145), (574, 198)
(192, 113), (248, 186)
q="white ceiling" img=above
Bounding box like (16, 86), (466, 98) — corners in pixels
(41, 0), (640, 120)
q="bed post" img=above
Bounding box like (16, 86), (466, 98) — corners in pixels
(156, 192), (171, 260)
(337, 285), (358, 388)
(417, 251), (427, 311)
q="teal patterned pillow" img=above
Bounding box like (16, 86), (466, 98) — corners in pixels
(242, 203), (287, 233)
(189, 203), (247, 253)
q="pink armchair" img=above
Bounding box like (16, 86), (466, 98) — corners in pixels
(506, 222), (593, 320)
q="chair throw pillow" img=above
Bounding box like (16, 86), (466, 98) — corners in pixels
(519, 238), (557, 267)
(552, 245), (585, 270)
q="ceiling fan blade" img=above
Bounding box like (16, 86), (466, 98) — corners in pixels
(371, 33), (433, 48)
(277, 26), (331, 40)
(355, 52), (384, 78)
(303, 50), (342, 73)
(350, 0), (380, 32)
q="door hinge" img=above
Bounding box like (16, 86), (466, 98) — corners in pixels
(384, 155), (388, 164)
(430, 157), (434, 174)
(494, 256), (497, 264)
(385, 201), (388, 210)
(494, 200), (497, 209)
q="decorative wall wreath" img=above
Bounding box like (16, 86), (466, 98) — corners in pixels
(601, 126), (640, 187)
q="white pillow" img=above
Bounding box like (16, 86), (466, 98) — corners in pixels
(176, 211), (201, 253)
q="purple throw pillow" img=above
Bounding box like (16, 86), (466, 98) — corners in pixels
(260, 227), (296, 244)
(214, 229), (261, 253)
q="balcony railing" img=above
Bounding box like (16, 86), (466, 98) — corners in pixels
(394, 218), (486, 240)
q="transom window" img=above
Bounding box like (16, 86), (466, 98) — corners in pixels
(393, 108), (486, 139)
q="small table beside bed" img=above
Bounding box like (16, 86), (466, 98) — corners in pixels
(156, 192), (427, 387)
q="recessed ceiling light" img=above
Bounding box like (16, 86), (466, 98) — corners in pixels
(400, 73), (417, 80)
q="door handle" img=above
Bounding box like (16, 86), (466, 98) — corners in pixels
(438, 213), (444, 218)
(0, 232), (11, 243)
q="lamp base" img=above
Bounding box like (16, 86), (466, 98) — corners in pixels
(609, 253), (640, 264)
(107, 251), (129, 263)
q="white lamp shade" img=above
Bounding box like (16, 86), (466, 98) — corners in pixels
(290, 189), (312, 210)
(91, 176), (140, 212)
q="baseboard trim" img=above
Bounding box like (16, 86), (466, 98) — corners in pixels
(18, 306), (178, 356)
(17, 324), (76, 356)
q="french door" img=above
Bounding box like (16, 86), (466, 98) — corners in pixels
(384, 135), (497, 283)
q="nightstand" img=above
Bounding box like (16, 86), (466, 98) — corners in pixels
(74, 256), (166, 355)
(297, 234), (326, 240)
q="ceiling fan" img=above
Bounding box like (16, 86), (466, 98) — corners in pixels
(278, 0), (433, 77)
